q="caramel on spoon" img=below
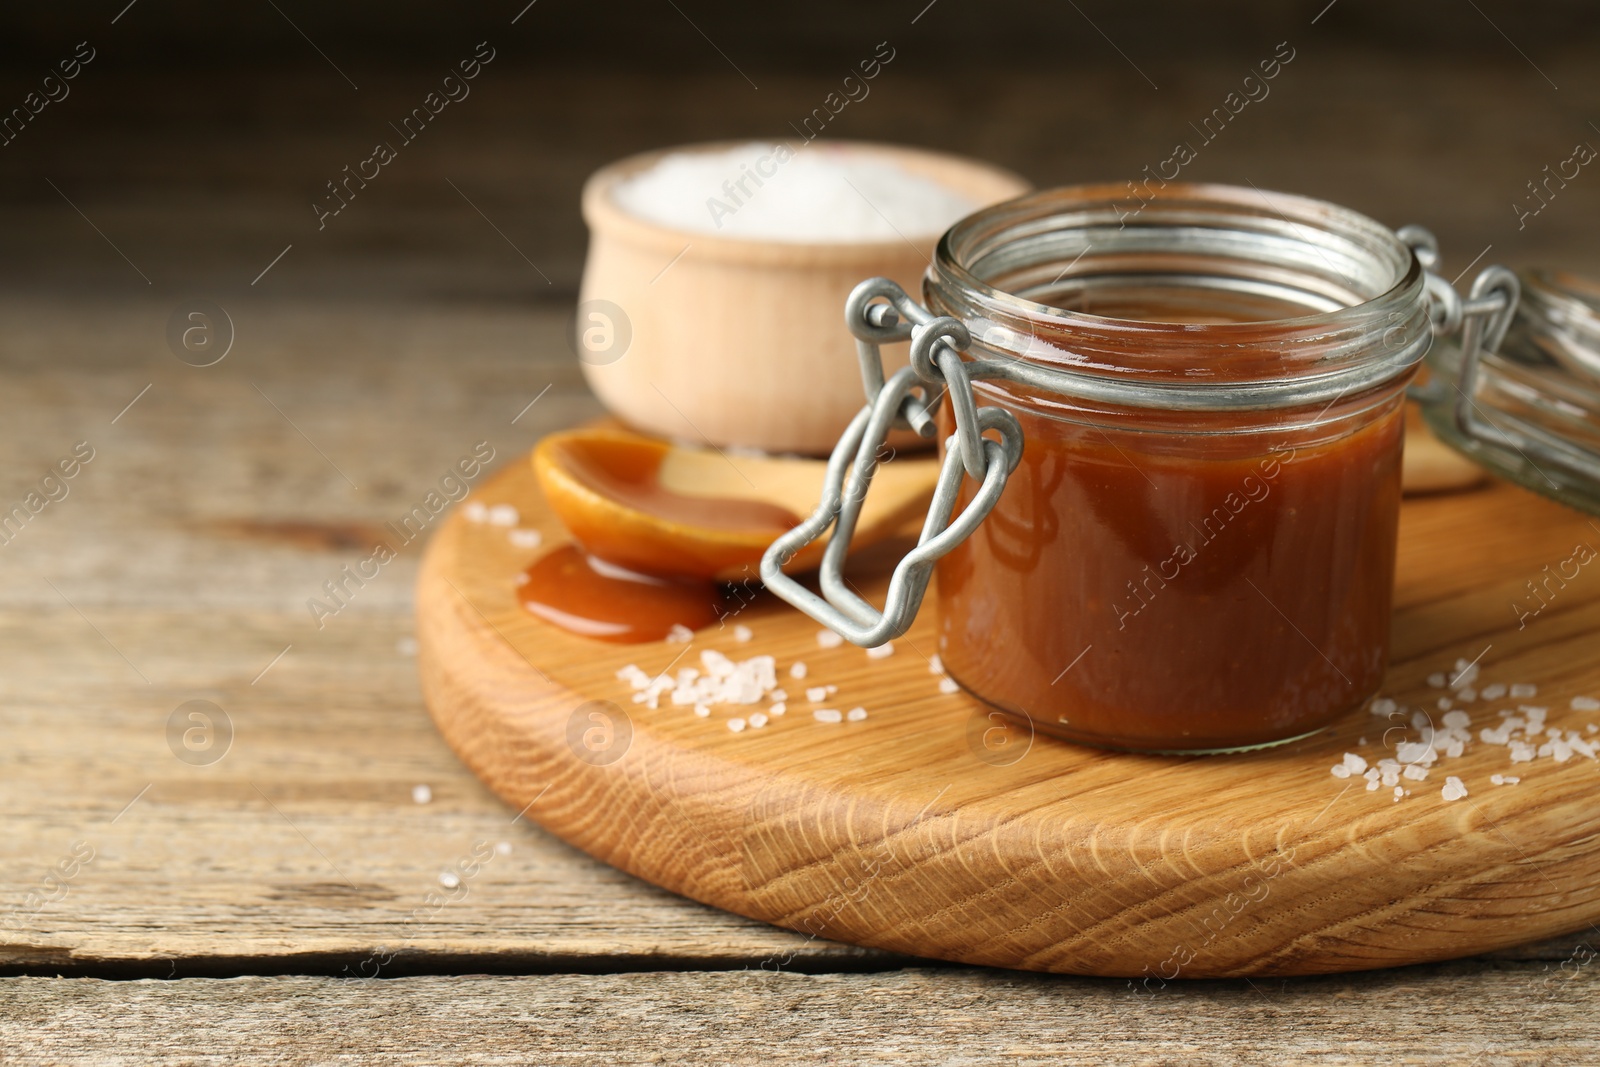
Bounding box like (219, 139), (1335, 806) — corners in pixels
(520, 427), (938, 642)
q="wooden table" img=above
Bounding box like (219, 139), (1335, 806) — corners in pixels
(3, 43), (1599, 1062)
(0, 292), (1594, 1065)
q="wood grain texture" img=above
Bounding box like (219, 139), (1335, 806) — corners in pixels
(0, 296), (884, 975)
(421, 449), (1600, 979)
(6, 965), (1600, 1066)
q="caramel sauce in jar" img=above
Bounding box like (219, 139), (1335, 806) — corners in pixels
(920, 184), (1430, 752)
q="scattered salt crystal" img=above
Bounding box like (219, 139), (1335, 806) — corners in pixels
(929, 654), (943, 674)
(665, 624), (694, 643)
(1511, 683), (1537, 699)
(939, 677), (960, 695)
(846, 706), (867, 722)
(814, 708), (843, 723)
(1331, 765), (1352, 779)
(411, 784), (432, 804)
(1370, 697), (1397, 716)
(694, 705), (710, 718)
(1437, 697), (1453, 711)
(769, 702), (786, 717)
(1481, 683), (1507, 700)
(1509, 741), (1536, 763)
(1445, 740), (1465, 759)
(816, 630), (844, 649)
(1395, 741), (1433, 765)
(1589, 724), (1598, 735)
(1427, 672), (1447, 688)
(1403, 763), (1429, 781)
(748, 712), (769, 729)
(1393, 786), (1404, 801)
(790, 662), (808, 679)
(1449, 659), (1480, 689)
(734, 624), (753, 643)
(1442, 710), (1471, 729)
(1340, 753), (1368, 775)
(1366, 779), (1380, 791)
(463, 501), (488, 523)
(396, 636), (418, 656)
(486, 504), (519, 526)
(1490, 773), (1506, 785)
(866, 643), (895, 660)
(728, 718), (747, 732)
(1458, 688), (1478, 703)
(769, 689), (787, 702)
(1358, 736), (1368, 746)
(805, 686), (829, 702)
(494, 841), (512, 856)
(439, 871), (461, 888)
(508, 528), (543, 549)
(1441, 776), (1468, 801)
(1573, 696), (1600, 712)
(610, 141), (980, 242)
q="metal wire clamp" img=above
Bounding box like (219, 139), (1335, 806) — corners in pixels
(759, 278), (1023, 647)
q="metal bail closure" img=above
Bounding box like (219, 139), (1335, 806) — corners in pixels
(759, 279), (1023, 647)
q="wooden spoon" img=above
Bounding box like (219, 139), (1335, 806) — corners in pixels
(533, 427), (939, 583)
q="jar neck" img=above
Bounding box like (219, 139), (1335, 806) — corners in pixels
(925, 182), (1429, 413)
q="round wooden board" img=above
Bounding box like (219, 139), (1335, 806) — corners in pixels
(418, 447), (1600, 979)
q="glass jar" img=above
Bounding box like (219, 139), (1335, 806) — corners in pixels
(761, 182), (1517, 753)
(1416, 269), (1600, 516)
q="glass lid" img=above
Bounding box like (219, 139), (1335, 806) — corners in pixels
(1417, 268), (1600, 516)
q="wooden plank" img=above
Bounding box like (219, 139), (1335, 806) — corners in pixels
(0, 296), (887, 972)
(4, 966), (1599, 1065)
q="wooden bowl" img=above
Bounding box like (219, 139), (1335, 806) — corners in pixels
(577, 141), (1031, 456)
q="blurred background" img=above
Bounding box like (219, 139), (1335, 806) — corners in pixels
(3, 0), (1597, 302)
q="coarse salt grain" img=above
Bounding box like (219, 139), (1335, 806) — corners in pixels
(814, 708), (843, 724)
(817, 629), (843, 649)
(463, 501), (488, 523)
(806, 686), (828, 702)
(769, 702), (786, 717)
(1427, 672), (1447, 688)
(1480, 683), (1507, 700)
(866, 643), (894, 660)
(1490, 774), (1521, 785)
(727, 718), (747, 732)
(487, 504), (519, 527)
(770, 689), (787, 702)
(412, 784), (432, 804)
(494, 841), (512, 856)
(846, 706), (867, 722)
(1441, 777), (1468, 801)
(1510, 683), (1537, 699)
(748, 712), (768, 729)
(694, 705), (711, 718)
(1370, 697), (1397, 717)
(929, 654), (943, 674)
(790, 662), (808, 679)
(665, 624), (694, 644)
(734, 624), (753, 643)
(611, 142), (979, 243)
(939, 677), (960, 695)
(1573, 696), (1600, 712)
(439, 871), (461, 888)
(508, 528), (543, 549)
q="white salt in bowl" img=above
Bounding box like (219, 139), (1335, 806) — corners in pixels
(577, 141), (1030, 455)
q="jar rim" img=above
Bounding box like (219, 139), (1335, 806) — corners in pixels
(931, 181), (1423, 339)
(922, 182), (1432, 412)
